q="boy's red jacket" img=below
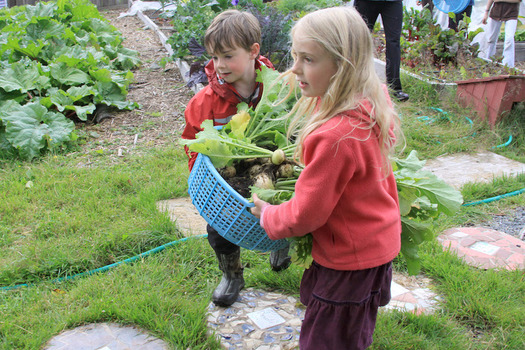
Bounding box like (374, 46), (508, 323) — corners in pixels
(182, 56), (274, 170)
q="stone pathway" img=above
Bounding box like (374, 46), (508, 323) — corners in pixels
(423, 151), (525, 190)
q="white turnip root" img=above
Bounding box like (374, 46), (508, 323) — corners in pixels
(276, 163), (294, 178)
(253, 173), (275, 189)
(271, 149), (286, 165)
(219, 165), (236, 178)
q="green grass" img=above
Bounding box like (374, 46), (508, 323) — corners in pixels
(1, 76), (524, 349)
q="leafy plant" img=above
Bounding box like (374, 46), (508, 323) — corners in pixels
(0, 0), (140, 160)
(180, 67), (297, 167)
(393, 150), (463, 274)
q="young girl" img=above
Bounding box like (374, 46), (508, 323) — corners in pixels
(251, 6), (402, 349)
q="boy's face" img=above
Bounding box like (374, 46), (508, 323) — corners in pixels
(210, 43), (260, 84)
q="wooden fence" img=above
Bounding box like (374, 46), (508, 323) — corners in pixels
(7, 0), (129, 9)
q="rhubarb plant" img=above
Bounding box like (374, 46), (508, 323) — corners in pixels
(0, 0), (140, 160)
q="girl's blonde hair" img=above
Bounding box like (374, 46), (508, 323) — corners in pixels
(286, 6), (402, 168)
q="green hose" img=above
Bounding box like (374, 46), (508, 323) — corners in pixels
(0, 234), (207, 292)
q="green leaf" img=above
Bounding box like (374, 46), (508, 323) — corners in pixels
(115, 47), (141, 70)
(181, 120), (235, 168)
(26, 18), (65, 41)
(397, 173), (463, 216)
(50, 62), (91, 86)
(5, 37), (46, 59)
(0, 59), (50, 93)
(1, 102), (74, 160)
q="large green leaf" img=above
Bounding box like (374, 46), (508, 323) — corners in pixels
(396, 173), (463, 216)
(43, 87), (96, 121)
(5, 36), (46, 59)
(26, 18), (65, 41)
(0, 59), (50, 93)
(115, 47), (141, 70)
(50, 62), (91, 86)
(1, 102), (74, 160)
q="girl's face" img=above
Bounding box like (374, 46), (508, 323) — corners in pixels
(291, 27), (338, 98)
(210, 43), (259, 84)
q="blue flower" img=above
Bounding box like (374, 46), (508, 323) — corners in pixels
(231, 0), (239, 6)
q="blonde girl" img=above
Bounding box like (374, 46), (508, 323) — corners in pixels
(251, 6), (402, 349)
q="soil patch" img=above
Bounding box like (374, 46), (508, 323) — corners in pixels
(75, 8), (194, 161)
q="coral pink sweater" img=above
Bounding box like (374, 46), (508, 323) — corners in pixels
(262, 105), (401, 271)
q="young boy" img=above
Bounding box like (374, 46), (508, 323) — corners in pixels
(181, 9), (291, 307)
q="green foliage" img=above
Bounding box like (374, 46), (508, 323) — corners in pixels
(165, 0), (230, 60)
(499, 28), (525, 41)
(181, 67), (296, 167)
(401, 7), (482, 70)
(0, 0), (140, 160)
(393, 151), (463, 275)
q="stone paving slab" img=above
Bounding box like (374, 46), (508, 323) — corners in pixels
(424, 151), (525, 190)
(44, 322), (169, 350)
(157, 197), (207, 236)
(438, 227), (525, 270)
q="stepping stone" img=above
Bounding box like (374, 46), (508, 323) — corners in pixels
(207, 288), (303, 349)
(44, 322), (169, 350)
(157, 197), (207, 236)
(438, 227), (525, 270)
(424, 151), (525, 190)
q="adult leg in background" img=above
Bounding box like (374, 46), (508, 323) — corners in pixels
(482, 18), (503, 61)
(502, 19), (517, 68)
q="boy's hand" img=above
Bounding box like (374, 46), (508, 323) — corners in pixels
(251, 194), (269, 219)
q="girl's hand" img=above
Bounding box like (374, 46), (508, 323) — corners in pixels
(251, 193), (269, 219)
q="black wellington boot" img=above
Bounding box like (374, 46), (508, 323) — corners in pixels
(212, 249), (245, 307)
(270, 244), (291, 272)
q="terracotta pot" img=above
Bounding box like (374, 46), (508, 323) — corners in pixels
(455, 75), (525, 127)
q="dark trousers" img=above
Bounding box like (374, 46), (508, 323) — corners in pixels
(355, 0), (404, 91)
(420, 0), (434, 13)
(207, 224), (239, 255)
(448, 5), (473, 31)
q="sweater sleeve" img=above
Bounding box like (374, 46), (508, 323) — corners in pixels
(262, 122), (357, 240)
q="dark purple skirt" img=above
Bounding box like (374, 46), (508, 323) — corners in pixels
(299, 261), (393, 350)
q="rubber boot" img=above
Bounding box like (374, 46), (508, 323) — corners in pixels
(270, 245), (291, 272)
(212, 249), (245, 307)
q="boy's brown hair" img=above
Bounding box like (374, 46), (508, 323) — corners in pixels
(204, 9), (261, 54)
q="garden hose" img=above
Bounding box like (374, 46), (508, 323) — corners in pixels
(2, 183), (525, 292)
(0, 234), (207, 292)
(462, 187), (525, 207)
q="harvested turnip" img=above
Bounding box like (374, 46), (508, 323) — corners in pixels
(276, 163), (294, 178)
(248, 164), (263, 178)
(271, 149), (286, 165)
(219, 165), (236, 178)
(253, 173), (274, 189)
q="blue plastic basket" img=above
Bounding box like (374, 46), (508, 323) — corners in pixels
(433, 0), (470, 14)
(188, 153), (289, 252)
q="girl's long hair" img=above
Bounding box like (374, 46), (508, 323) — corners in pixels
(285, 6), (402, 170)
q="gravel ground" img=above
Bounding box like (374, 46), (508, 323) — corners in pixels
(487, 206), (525, 240)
